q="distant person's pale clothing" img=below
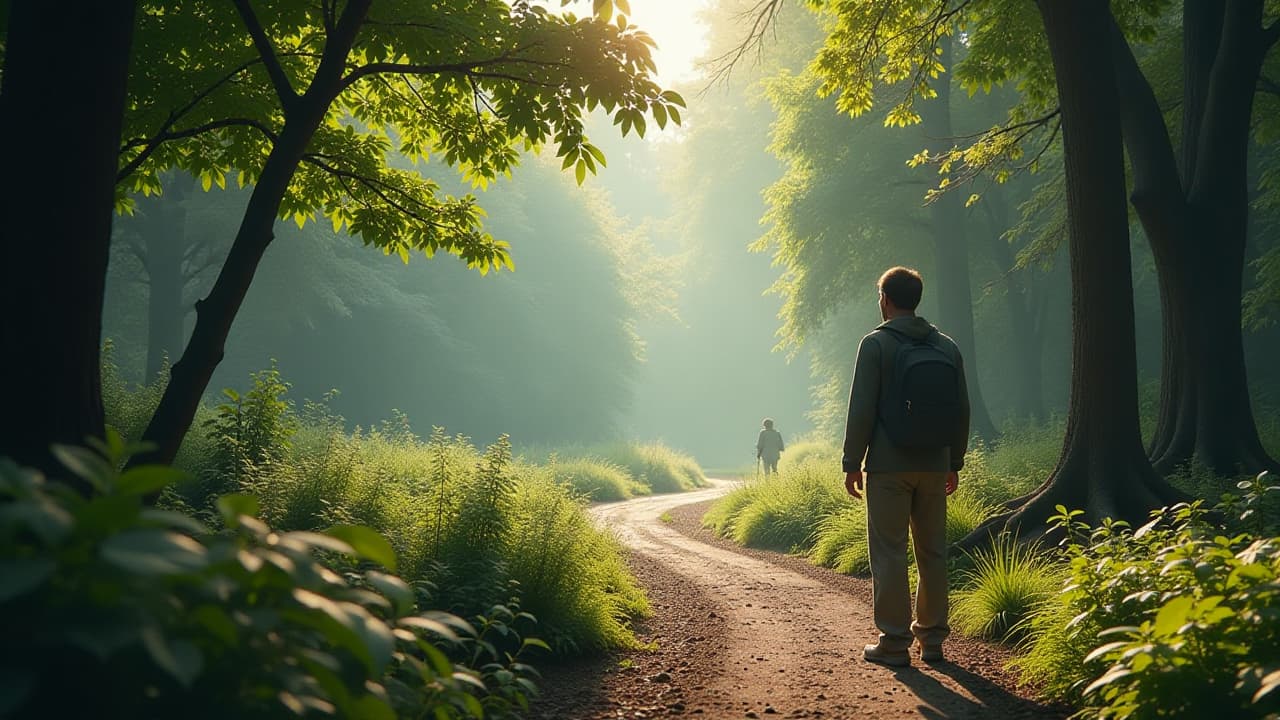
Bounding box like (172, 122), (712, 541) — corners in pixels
(757, 427), (785, 474)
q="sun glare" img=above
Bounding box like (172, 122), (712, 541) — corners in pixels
(625, 0), (712, 84)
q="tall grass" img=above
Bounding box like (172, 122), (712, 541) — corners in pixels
(101, 360), (688, 656)
(595, 442), (707, 494)
(950, 533), (1061, 641)
(547, 456), (646, 501)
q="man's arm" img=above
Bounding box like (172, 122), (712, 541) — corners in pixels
(951, 350), (971, 472)
(841, 335), (881, 474)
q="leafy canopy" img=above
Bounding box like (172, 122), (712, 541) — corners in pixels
(118, 0), (685, 273)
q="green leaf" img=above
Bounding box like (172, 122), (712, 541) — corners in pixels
(141, 626), (204, 688)
(217, 493), (260, 528)
(50, 445), (112, 492)
(116, 464), (185, 497)
(1153, 595), (1195, 637)
(0, 558), (55, 602)
(101, 529), (209, 575)
(292, 589), (395, 675)
(139, 508), (209, 535)
(400, 616), (460, 643)
(366, 570), (415, 617)
(191, 605), (240, 647)
(325, 525), (397, 571)
(348, 695), (396, 720)
(575, 159), (587, 185)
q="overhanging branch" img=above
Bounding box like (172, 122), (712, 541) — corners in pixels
(118, 118), (279, 183)
(232, 0), (299, 111)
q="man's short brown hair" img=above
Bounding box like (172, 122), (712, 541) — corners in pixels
(878, 266), (924, 311)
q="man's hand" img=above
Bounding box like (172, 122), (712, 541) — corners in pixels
(845, 471), (864, 499)
(945, 471), (959, 496)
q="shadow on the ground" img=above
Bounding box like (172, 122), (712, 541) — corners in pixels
(890, 660), (1069, 720)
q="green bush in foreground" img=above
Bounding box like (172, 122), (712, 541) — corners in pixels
(0, 435), (541, 719)
(1015, 476), (1280, 719)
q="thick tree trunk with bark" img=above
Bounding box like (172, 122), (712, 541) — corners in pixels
(922, 35), (999, 441)
(0, 1), (137, 481)
(1112, 1), (1279, 475)
(143, 177), (194, 380)
(963, 0), (1181, 547)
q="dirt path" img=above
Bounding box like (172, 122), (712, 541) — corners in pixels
(533, 480), (1065, 719)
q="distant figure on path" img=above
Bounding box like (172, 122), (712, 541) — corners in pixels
(841, 266), (970, 667)
(756, 418), (785, 475)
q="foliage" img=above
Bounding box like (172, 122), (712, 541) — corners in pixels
(203, 362), (299, 499)
(547, 456), (646, 502)
(595, 442), (707, 494)
(950, 533), (1060, 641)
(119, 0), (686, 272)
(505, 471), (649, 654)
(0, 434), (541, 719)
(104, 363), (662, 657)
(809, 504), (870, 574)
(1014, 477), (1280, 718)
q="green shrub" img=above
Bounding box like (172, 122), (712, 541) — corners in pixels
(505, 472), (649, 654)
(106, 364), (655, 658)
(548, 457), (643, 501)
(987, 419), (1063, 482)
(703, 480), (759, 536)
(945, 486), (993, 546)
(950, 533), (1060, 641)
(778, 440), (839, 472)
(709, 459), (846, 553)
(1015, 477), (1280, 718)
(0, 436), (540, 719)
(596, 442), (706, 494)
(810, 505), (870, 574)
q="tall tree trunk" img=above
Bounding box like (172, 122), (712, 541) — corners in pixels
(134, 0), (372, 468)
(963, 0), (1180, 547)
(922, 34), (999, 441)
(1177, 0), (1277, 474)
(143, 176), (194, 380)
(0, 1), (137, 481)
(1113, 1), (1279, 475)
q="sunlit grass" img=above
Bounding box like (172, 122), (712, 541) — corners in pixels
(950, 533), (1061, 641)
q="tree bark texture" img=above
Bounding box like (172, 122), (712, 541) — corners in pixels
(964, 0), (1181, 547)
(1112, 1), (1279, 475)
(921, 34), (999, 441)
(0, 1), (137, 482)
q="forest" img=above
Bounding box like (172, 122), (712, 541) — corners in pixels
(2, 0), (1279, 718)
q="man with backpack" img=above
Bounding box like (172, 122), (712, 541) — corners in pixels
(756, 417), (785, 474)
(842, 266), (970, 667)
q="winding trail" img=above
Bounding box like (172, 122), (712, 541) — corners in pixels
(582, 479), (1060, 719)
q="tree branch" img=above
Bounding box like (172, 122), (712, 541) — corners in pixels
(340, 51), (565, 92)
(117, 118), (278, 183)
(301, 154), (464, 234)
(232, 0), (299, 111)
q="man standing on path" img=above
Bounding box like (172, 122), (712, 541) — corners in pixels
(756, 418), (785, 475)
(842, 267), (970, 667)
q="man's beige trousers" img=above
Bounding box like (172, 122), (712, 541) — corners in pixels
(865, 472), (950, 651)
